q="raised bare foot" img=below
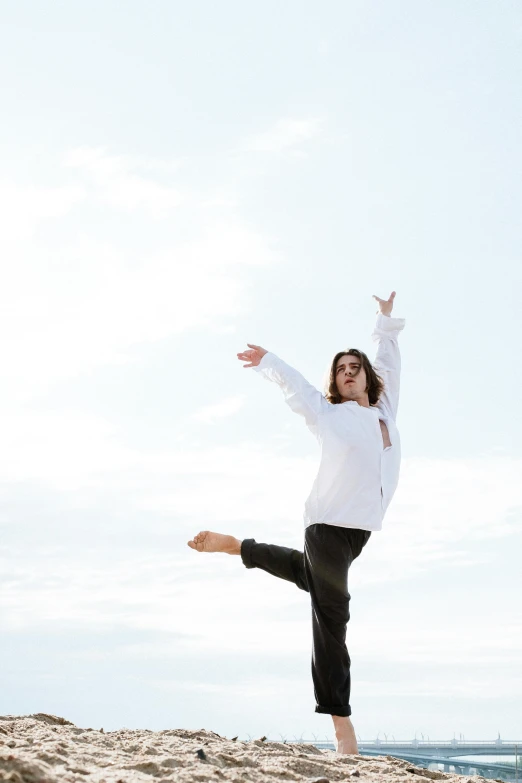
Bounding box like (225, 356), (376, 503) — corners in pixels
(187, 530), (242, 555)
(332, 715), (358, 755)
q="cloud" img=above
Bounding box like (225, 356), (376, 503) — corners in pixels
(0, 150), (282, 399)
(357, 676), (522, 700)
(0, 181), (85, 242)
(243, 118), (324, 154)
(1, 422), (520, 628)
(351, 619), (522, 666)
(317, 39), (330, 56)
(1, 447), (520, 716)
(63, 147), (184, 217)
(0, 144), (519, 718)
(0, 242), (246, 398)
(1, 393), (520, 557)
(191, 395), (246, 424)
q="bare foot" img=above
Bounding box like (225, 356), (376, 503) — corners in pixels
(187, 530), (242, 555)
(332, 715), (358, 755)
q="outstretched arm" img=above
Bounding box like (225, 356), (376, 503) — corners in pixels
(237, 343), (328, 430)
(371, 292), (406, 420)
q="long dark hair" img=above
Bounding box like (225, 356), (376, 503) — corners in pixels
(324, 349), (385, 406)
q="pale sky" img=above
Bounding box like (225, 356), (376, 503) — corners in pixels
(1, 0), (521, 742)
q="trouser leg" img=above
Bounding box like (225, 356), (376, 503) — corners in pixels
(304, 523), (371, 717)
(240, 538), (308, 592)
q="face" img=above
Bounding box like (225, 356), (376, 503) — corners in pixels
(334, 353), (368, 403)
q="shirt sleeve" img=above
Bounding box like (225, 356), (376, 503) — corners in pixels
(371, 313), (406, 420)
(253, 352), (329, 430)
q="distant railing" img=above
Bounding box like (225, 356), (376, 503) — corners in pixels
(266, 737), (521, 748)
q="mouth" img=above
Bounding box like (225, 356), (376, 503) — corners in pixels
(345, 380), (354, 385)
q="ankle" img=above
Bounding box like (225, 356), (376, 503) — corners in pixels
(332, 716), (352, 736)
(227, 537), (242, 555)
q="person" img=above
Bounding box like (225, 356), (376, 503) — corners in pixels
(188, 291), (406, 755)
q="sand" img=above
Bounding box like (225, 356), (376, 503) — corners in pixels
(0, 714), (494, 783)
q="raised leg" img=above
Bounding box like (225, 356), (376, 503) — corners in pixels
(240, 538), (308, 592)
(187, 530), (308, 592)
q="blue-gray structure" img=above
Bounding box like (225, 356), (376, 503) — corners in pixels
(283, 739), (520, 782)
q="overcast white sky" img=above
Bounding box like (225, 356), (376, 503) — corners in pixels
(1, 0), (521, 743)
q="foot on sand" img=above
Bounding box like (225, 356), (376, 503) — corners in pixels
(187, 530), (242, 555)
(332, 716), (358, 755)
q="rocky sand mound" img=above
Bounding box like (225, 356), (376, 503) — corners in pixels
(0, 714), (493, 783)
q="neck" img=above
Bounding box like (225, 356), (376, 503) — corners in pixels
(341, 394), (370, 408)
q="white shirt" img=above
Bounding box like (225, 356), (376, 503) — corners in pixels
(253, 313), (406, 532)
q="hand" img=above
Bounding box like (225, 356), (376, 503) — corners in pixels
(372, 291), (396, 316)
(237, 343), (268, 368)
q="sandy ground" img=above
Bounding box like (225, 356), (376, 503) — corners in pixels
(0, 714), (495, 783)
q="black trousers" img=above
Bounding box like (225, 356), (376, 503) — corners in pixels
(241, 523), (371, 717)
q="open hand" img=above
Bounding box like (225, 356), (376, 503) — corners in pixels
(373, 291), (396, 316)
(237, 343), (268, 368)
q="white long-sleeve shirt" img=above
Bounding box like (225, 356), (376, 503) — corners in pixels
(253, 313), (406, 532)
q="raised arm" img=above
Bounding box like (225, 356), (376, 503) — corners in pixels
(237, 343), (328, 431)
(371, 292), (406, 420)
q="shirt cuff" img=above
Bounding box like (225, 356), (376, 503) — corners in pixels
(253, 351), (277, 371)
(373, 313), (406, 333)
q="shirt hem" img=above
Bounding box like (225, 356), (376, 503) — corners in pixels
(304, 519), (382, 532)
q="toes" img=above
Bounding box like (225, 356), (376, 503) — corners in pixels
(188, 531), (210, 552)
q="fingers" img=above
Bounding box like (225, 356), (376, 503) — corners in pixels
(373, 291), (396, 302)
(237, 347), (258, 367)
(237, 344), (265, 367)
(237, 352), (254, 368)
